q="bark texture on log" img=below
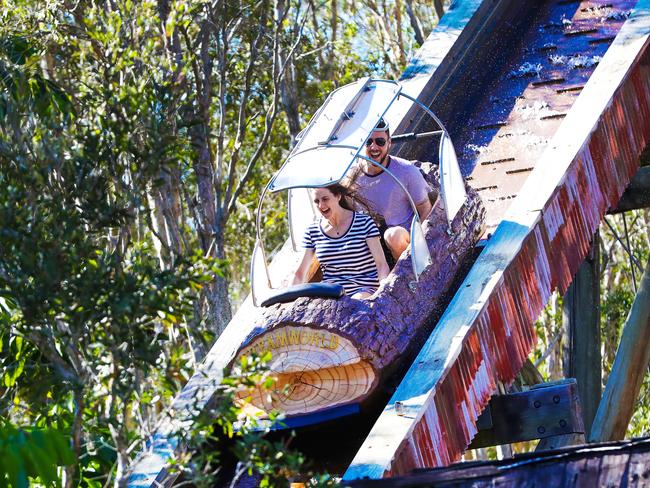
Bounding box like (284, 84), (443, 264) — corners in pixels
(234, 164), (486, 417)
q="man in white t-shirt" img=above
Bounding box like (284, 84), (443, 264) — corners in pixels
(355, 119), (433, 259)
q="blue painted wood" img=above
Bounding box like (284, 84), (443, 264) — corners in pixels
(252, 403), (361, 432)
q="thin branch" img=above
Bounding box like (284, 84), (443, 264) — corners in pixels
(213, 7), (229, 213)
(221, 1), (270, 217)
(604, 216), (644, 273)
(226, 3), (309, 215)
(405, 0), (425, 45)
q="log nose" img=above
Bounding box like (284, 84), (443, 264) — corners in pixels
(234, 325), (377, 417)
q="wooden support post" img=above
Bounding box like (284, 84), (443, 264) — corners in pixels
(562, 233), (601, 438)
(589, 256), (650, 442)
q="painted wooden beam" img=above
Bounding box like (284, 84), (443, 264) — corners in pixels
(589, 255), (650, 442)
(562, 234), (601, 438)
(469, 380), (584, 449)
(344, 1), (650, 480)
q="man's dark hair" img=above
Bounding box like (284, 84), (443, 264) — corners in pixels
(374, 118), (390, 138)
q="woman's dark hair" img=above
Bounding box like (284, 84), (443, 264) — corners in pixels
(324, 183), (354, 211)
(324, 179), (382, 225)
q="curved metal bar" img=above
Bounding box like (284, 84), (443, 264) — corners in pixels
(372, 78), (401, 87)
(398, 91), (467, 228)
(255, 180), (273, 245)
(397, 91), (449, 184)
(280, 143), (361, 162)
(251, 180), (274, 306)
(410, 214), (432, 278)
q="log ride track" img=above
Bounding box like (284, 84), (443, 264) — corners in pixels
(128, 0), (650, 486)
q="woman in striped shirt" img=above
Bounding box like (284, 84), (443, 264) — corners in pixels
(291, 184), (390, 298)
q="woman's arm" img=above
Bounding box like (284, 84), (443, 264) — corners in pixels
(367, 237), (390, 281)
(291, 248), (316, 285)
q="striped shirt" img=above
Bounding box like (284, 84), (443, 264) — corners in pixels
(302, 212), (381, 295)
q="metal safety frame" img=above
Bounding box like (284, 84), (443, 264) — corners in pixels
(251, 78), (467, 306)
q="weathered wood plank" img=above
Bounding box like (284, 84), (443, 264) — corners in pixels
(627, 449), (650, 486)
(535, 433), (585, 452)
(469, 380), (584, 449)
(598, 452), (632, 488)
(562, 234), (601, 437)
(346, 438), (650, 487)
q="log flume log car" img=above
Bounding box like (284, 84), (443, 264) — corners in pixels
(233, 165), (485, 419)
(234, 76), (485, 422)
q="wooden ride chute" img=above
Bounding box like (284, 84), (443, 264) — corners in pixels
(235, 77), (485, 421)
(344, 0), (650, 479)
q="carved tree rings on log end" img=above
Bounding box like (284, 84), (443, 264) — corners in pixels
(233, 163), (486, 420)
(235, 325), (377, 416)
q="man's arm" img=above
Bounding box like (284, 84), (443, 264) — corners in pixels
(416, 198), (432, 221)
(405, 161), (433, 221)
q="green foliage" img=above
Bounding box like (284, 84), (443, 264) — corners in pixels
(600, 212), (650, 438)
(171, 353), (339, 487)
(0, 3), (221, 484)
(0, 421), (74, 488)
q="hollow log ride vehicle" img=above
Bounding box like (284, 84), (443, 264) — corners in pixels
(232, 78), (486, 426)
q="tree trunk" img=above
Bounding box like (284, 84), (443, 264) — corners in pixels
(202, 233), (233, 338)
(405, 0), (425, 46)
(233, 164), (485, 418)
(280, 60), (302, 143)
(394, 0), (407, 67)
(147, 169), (184, 269)
(328, 0), (338, 76)
(433, 0), (444, 20)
